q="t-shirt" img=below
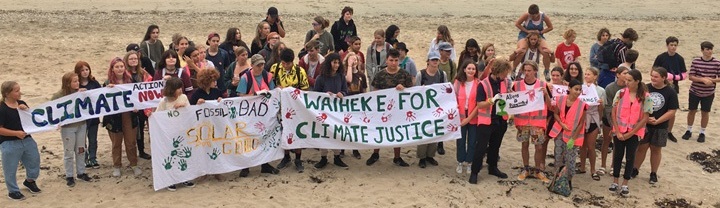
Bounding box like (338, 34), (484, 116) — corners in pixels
(313, 73), (349, 95)
(475, 77), (507, 124)
(464, 81), (473, 108)
(237, 73), (276, 95)
(347, 69), (367, 96)
(153, 68), (194, 96)
(189, 88), (225, 105)
(689, 56), (720, 97)
(0, 100), (29, 143)
(400, 57), (418, 78)
(438, 60), (455, 82)
(371, 68), (413, 90)
(304, 30), (335, 55)
(554, 42), (581, 69)
(653, 52), (687, 76)
(646, 84), (679, 129)
(156, 94), (189, 111)
(603, 82), (622, 119)
(415, 69), (446, 86)
(270, 63), (310, 90)
(140, 40), (165, 65)
(612, 89), (654, 116)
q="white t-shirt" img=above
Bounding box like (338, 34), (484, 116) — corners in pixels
(156, 94), (189, 111)
(464, 81), (473, 108)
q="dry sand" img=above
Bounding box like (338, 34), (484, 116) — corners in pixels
(1, 0), (720, 207)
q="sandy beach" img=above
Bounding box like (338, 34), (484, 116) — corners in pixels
(1, 0), (720, 207)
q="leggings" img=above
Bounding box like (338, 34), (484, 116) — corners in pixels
(612, 135), (639, 180)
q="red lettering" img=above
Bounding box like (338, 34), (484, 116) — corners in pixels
(138, 90), (164, 102)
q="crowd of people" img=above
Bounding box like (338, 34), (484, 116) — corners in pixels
(1, 4), (719, 201)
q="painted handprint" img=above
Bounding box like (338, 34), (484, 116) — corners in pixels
(229, 107), (237, 119)
(171, 149), (178, 157)
(441, 84), (453, 94)
(381, 113), (392, 122)
(432, 107), (445, 117)
(291, 89), (302, 100)
(362, 112), (372, 123)
(343, 114), (352, 123)
(446, 109), (457, 120)
(163, 157), (173, 170)
(179, 159), (188, 171)
(406, 111), (417, 121)
(447, 124), (459, 132)
(178, 147), (192, 158)
(285, 108), (296, 119)
(172, 136), (184, 148)
(254, 122), (266, 132)
(316, 113), (328, 122)
(207, 148), (221, 160)
(287, 133), (294, 145)
(386, 99), (396, 111)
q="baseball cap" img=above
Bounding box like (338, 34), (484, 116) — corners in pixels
(396, 42), (409, 52)
(126, 43), (140, 52)
(206, 32), (220, 45)
(438, 42), (453, 51)
(251, 54), (266, 66)
(427, 51), (440, 60)
(267, 7), (279, 17)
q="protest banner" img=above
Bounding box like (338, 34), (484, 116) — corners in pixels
(279, 84), (462, 149)
(551, 84), (600, 106)
(494, 88), (545, 115)
(149, 90), (283, 191)
(19, 80), (165, 134)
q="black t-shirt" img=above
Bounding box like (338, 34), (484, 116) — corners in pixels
(0, 100), (29, 143)
(653, 52), (687, 75)
(189, 88), (226, 105)
(647, 83), (679, 129)
(81, 80), (102, 126)
(475, 77), (507, 124)
(141, 56), (155, 76)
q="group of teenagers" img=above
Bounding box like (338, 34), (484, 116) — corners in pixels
(1, 3), (719, 201)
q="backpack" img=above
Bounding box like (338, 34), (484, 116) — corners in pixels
(548, 166), (572, 197)
(244, 69), (270, 95)
(271, 63), (303, 88)
(597, 39), (623, 70)
(420, 69), (445, 86)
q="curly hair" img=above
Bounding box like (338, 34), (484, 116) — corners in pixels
(196, 68), (220, 90)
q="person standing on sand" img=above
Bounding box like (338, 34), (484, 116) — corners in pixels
(206, 32), (231, 95)
(428, 25), (457, 61)
(578, 67), (605, 181)
(172, 35), (190, 68)
(396, 42), (417, 84)
(330, 6), (357, 53)
(339, 52), (366, 159)
(224, 47), (251, 98)
(682, 41), (720, 142)
(305, 16), (335, 56)
(52, 72), (93, 187)
(251, 22), (271, 56)
(74, 61), (102, 169)
(514, 4), (554, 80)
(153, 50), (194, 96)
(313, 53), (350, 169)
(469, 57), (512, 184)
(652, 36), (686, 142)
(299, 40), (325, 88)
(454, 60), (479, 174)
(459, 39), (482, 64)
(103, 57), (142, 178)
(549, 79), (587, 190)
(0, 81), (43, 201)
(609, 69), (651, 197)
(385, 25), (400, 49)
(554, 29), (581, 70)
(477, 43), (496, 79)
(340, 36), (365, 71)
(597, 28), (638, 88)
(599, 66), (629, 176)
(219, 27), (250, 63)
(589, 28), (611, 69)
(367, 49), (413, 167)
(264, 7), (286, 38)
(514, 61), (552, 183)
(123, 49), (153, 161)
(415, 51), (446, 168)
(366, 29), (393, 89)
(139, 24), (165, 68)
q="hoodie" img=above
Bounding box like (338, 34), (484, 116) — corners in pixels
(330, 18), (357, 52)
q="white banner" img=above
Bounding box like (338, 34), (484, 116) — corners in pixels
(494, 88), (545, 115)
(551, 84), (600, 106)
(149, 90), (283, 191)
(19, 81), (165, 134)
(279, 84), (462, 149)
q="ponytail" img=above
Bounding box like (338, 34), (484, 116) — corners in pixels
(652, 67), (672, 86)
(627, 69), (646, 102)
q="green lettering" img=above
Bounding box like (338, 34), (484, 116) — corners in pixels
(75, 97), (94, 118)
(303, 94), (321, 110)
(311, 122), (321, 138)
(421, 120), (433, 137)
(105, 91), (123, 111)
(320, 97), (332, 111)
(398, 92), (411, 110)
(321, 123), (330, 138)
(376, 95), (386, 112)
(94, 94), (110, 114)
(56, 99), (74, 121)
(411, 93), (424, 110)
(296, 122), (308, 139)
(334, 125), (344, 141)
(434, 119), (445, 136)
(360, 96), (372, 111)
(122, 90), (135, 108)
(360, 126), (369, 143)
(374, 126), (384, 143)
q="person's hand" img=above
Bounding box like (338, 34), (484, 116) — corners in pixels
(132, 109), (138, 113)
(197, 99), (206, 105)
(648, 117), (657, 125)
(616, 132), (625, 141)
(107, 84), (115, 88)
(336, 92), (344, 98)
(18, 104), (28, 110)
(232, 46), (239, 51)
(231, 76), (240, 86)
(216, 97), (223, 102)
(79, 88), (87, 92)
(703, 78), (714, 86)
(561, 123), (570, 131)
(484, 58), (495, 72)
(163, 75), (172, 80)
(312, 33), (321, 40)
(527, 30), (540, 34)
(622, 132), (634, 141)
(396, 84), (405, 91)
(183, 55), (192, 64)
(174, 103), (186, 109)
(15, 131), (27, 139)
(461, 118), (470, 126)
(147, 111), (153, 117)
(515, 48), (525, 55)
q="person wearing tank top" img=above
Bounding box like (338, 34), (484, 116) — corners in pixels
(514, 4), (554, 81)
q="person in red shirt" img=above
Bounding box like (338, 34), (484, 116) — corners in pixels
(555, 29), (581, 69)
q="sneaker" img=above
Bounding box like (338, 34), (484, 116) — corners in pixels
(239, 168), (250, 177)
(543, 68), (551, 82)
(8, 192), (25, 201)
(133, 166), (143, 176)
(352, 150), (362, 159)
(437, 142), (445, 155)
(260, 164), (280, 174)
(333, 155), (348, 167)
(698, 133), (706, 143)
(620, 185), (630, 197)
(314, 157), (328, 169)
(112, 168), (121, 177)
(22, 180), (41, 193)
(488, 167), (508, 179)
(167, 185), (177, 192)
(517, 169), (530, 181)
(469, 173), (478, 184)
(77, 174), (92, 182)
(91, 160), (100, 169)
(535, 171), (551, 183)
(338, 150), (346, 158)
(294, 159), (304, 173)
(631, 168), (639, 178)
(456, 163), (463, 174)
(466, 164), (472, 174)
(393, 157), (410, 167)
(66, 177), (76, 187)
(366, 153), (379, 166)
(418, 159), (427, 168)
(183, 181), (195, 188)
(682, 131), (692, 140)
(649, 172), (658, 184)
(85, 161), (93, 168)
(426, 157), (439, 166)
(668, 133), (678, 143)
(139, 152), (152, 160)
(609, 183), (619, 192)
(276, 155), (291, 169)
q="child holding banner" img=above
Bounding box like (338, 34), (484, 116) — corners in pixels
(414, 51), (446, 168)
(609, 69), (651, 197)
(103, 57), (142, 178)
(469, 57), (513, 184)
(74, 61), (102, 169)
(454, 60), (479, 174)
(313, 53), (350, 169)
(514, 61), (552, 183)
(0, 81), (42, 200)
(124, 50), (154, 161)
(52, 72), (93, 187)
(579, 67), (605, 180)
(367, 49), (413, 167)
(549, 79), (587, 190)
(341, 51), (365, 159)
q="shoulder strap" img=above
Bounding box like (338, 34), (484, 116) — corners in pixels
(244, 70), (254, 94)
(440, 69), (446, 83)
(294, 65), (302, 87)
(420, 70), (428, 85)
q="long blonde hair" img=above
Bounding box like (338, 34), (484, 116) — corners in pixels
(59, 72), (79, 96)
(1, 81), (18, 102)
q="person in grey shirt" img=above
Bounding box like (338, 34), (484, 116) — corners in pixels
(414, 51), (446, 168)
(599, 66), (628, 176)
(397, 42), (418, 83)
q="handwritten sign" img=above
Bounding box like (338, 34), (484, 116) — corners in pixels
(494, 88), (545, 115)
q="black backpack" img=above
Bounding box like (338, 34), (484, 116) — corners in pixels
(244, 69), (270, 95)
(597, 39), (623, 69)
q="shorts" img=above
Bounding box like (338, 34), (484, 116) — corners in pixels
(517, 126), (546, 145)
(602, 116), (611, 127)
(587, 123), (599, 133)
(688, 93), (714, 112)
(640, 128), (668, 147)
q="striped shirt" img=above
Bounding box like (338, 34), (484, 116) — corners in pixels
(689, 57), (720, 97)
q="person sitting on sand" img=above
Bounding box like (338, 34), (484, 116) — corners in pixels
(514, 4), (554, 80)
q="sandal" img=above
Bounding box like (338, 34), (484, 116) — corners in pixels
(592, 173), (601, 181)
(576, 168), (587, 174)
(597, 168), (606, 176)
